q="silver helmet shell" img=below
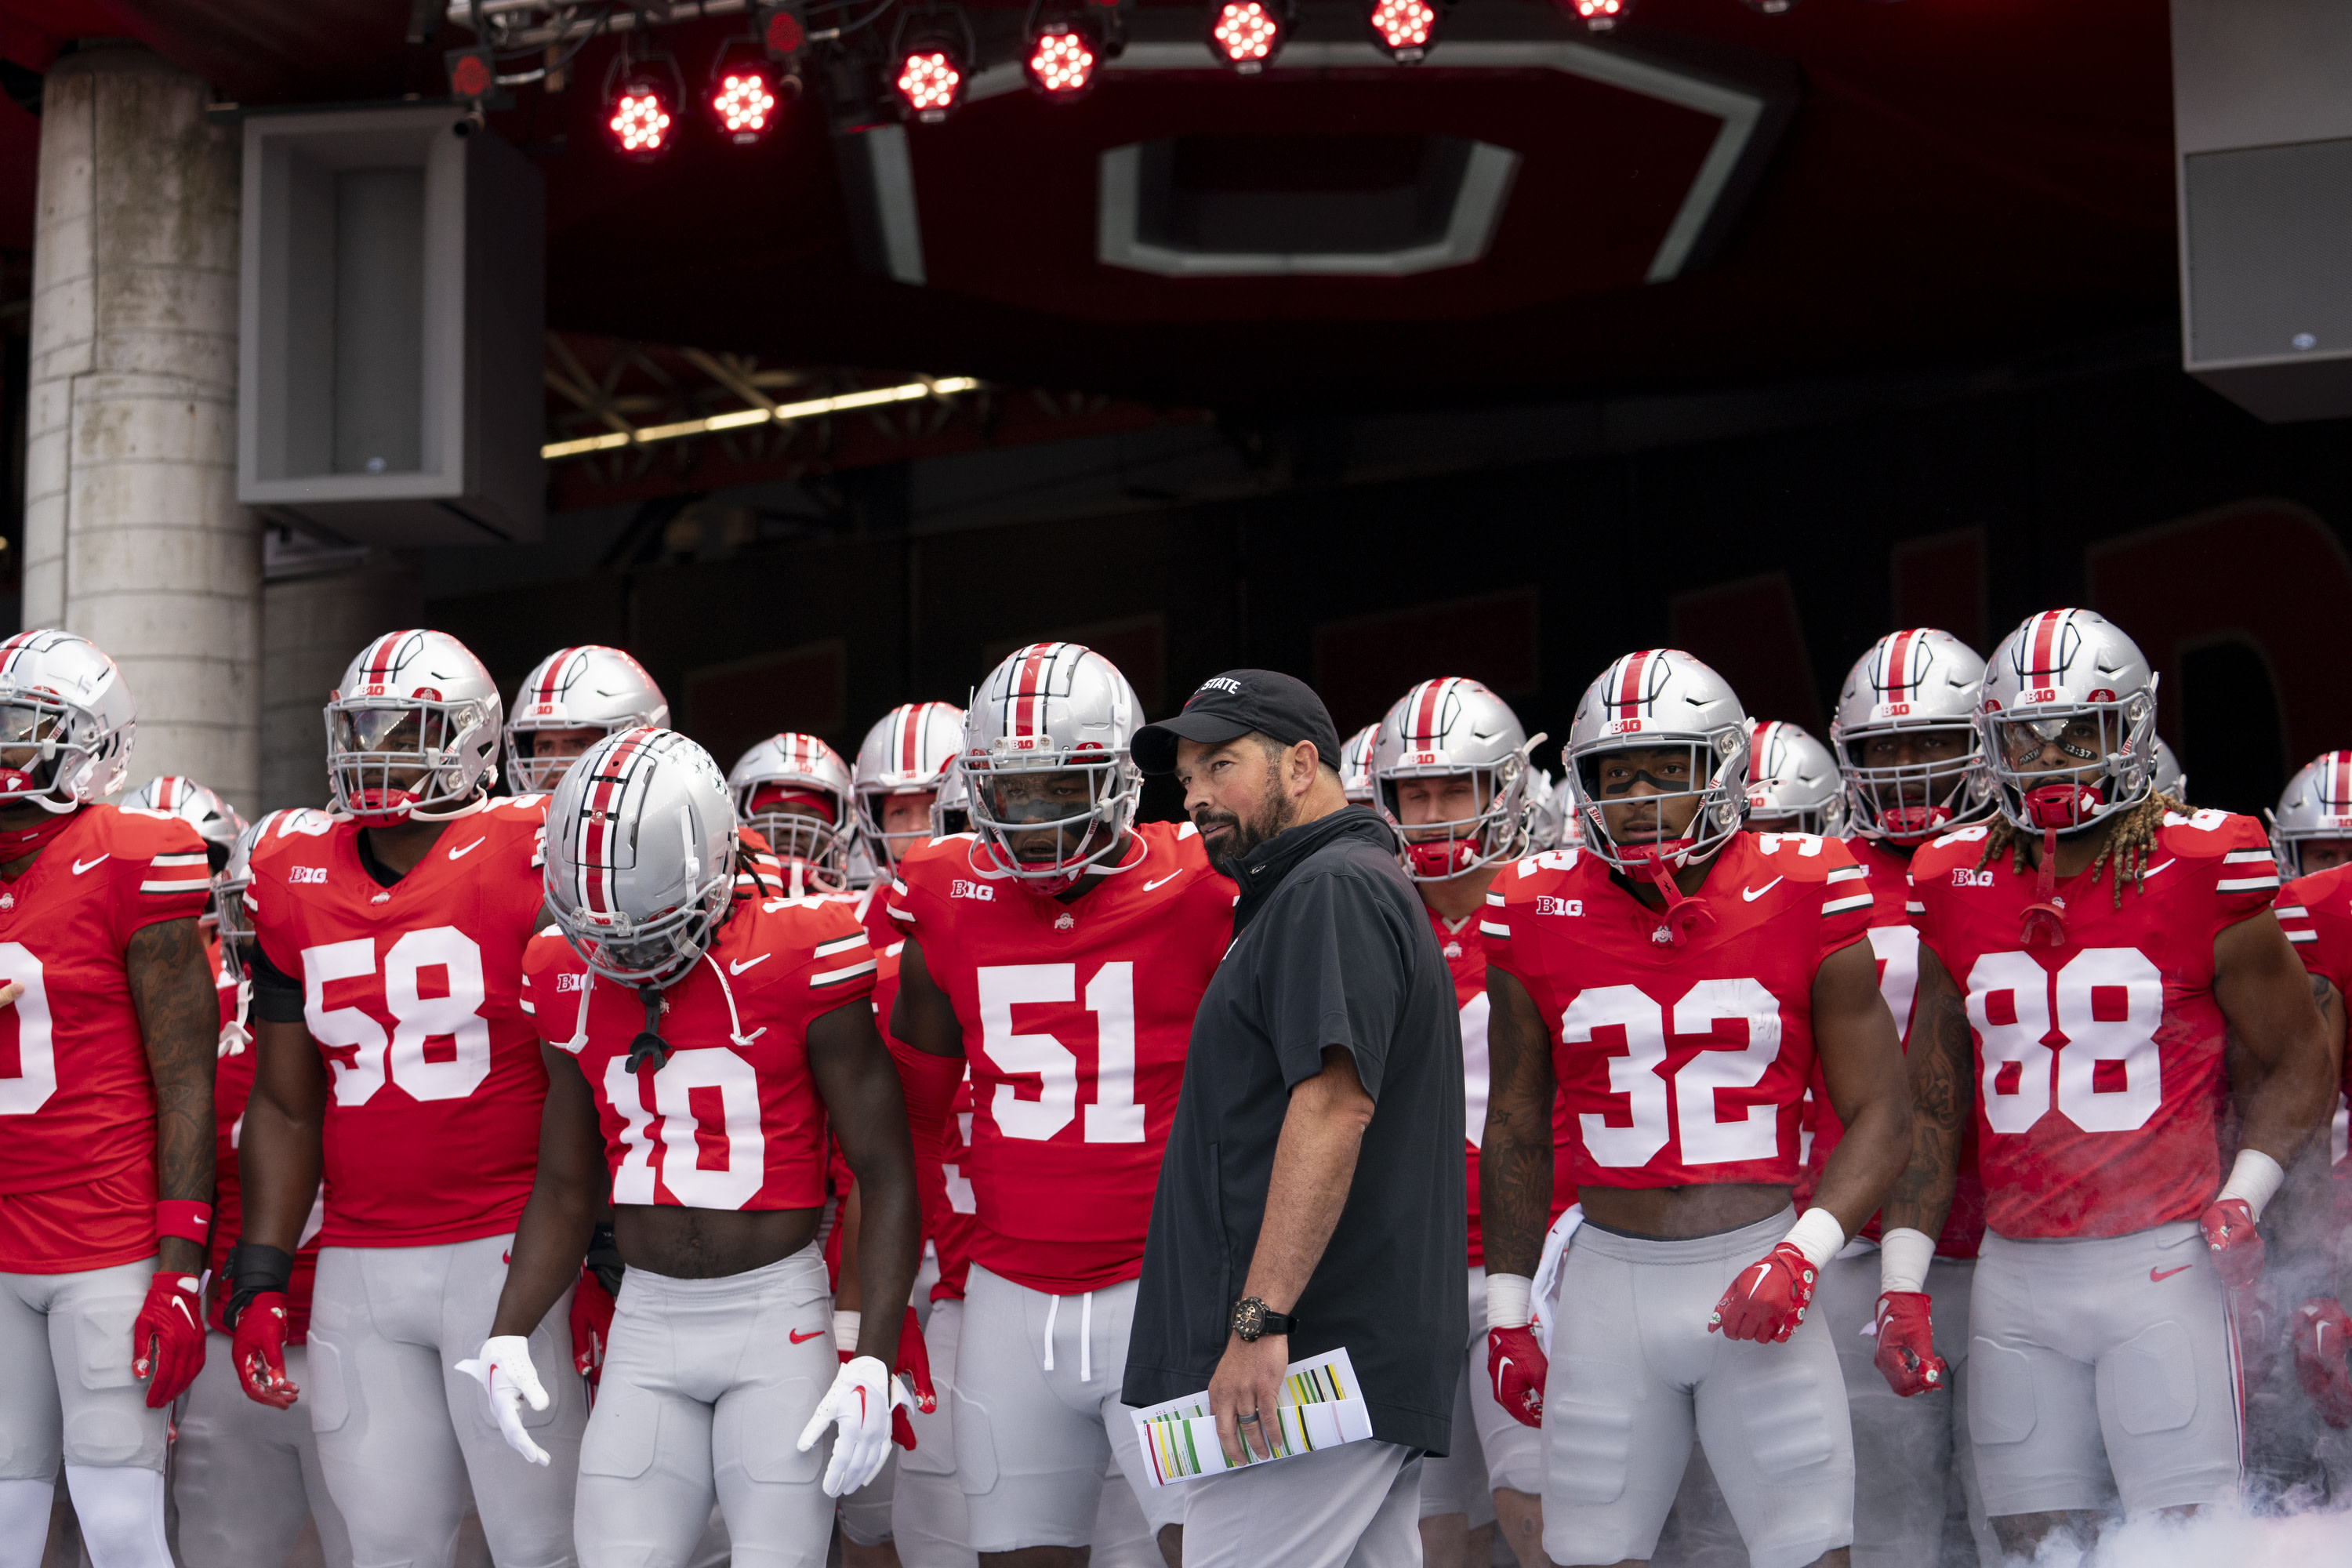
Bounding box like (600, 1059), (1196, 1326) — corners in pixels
(0, 629), (137, 812)
(961, 642), (1143, 894)
(123, 775), (248, 887)
(852, 701), (966, 876)
(727, 733), (857, 895)
(1521, 764), (1565, 851)
(1831, 627), (1994, 844)
(1370, 677), (1538, 882)
(215, 807), (333, 982)
(546, 728), (739, 988)
(1564, 648), (1750, 871)
(325, 630), (503, 826)
(505, 646), (670, 797)
(2152, 739), (2186, 803)
(1976, 608), (2159, 833)
(2270, 750), (2352, 879)
(1338, 724), (1379, 805)
(1744, 722), (1847, 839)
(931, 760), (973, 840)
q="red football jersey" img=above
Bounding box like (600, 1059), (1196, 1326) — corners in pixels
(1795, 836), (1986, 1257)
(887, 822), (1236, 1294)
(524, 892), (875, 1210)
(1908, 809), (2279, 1239)
(0, 804), (212, 1272)
(1482, 833), (1873, 1191)
(2273, 864), (2352, 1119)
(858, 880), (978, 1301)
(1436, 903), (1577, 1265)
(247, 799), (553, 1248)
(209, 946), (322, 1339)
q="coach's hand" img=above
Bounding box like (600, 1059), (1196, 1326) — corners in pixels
(456, 1335), (553, 1466)
(1210, 1332), (1288, 1465)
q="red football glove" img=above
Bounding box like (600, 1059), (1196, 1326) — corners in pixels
(891, 1305), (933, 1450)
(232, 1291), (299, 1409)
(570, 1269), (615, 1388)
(1871, 1291), (1947, 1397)
(1708, 1243), (1816, 1345)
(2198, 1198), (2265, 1288)
(2294, 1298), (2352, 1430)
(132, 1272), (205, 1408)
(1487, 1326), (1548, 1428)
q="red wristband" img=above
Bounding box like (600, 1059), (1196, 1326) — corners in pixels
(155, 1200), (213, 1245)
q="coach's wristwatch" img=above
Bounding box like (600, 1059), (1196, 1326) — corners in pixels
(1230, 1297), (1298, 1342)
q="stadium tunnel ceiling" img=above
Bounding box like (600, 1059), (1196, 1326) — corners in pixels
(0, 0), (2174, 414)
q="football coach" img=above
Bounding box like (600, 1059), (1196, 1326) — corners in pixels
(1123, 670), (1466, 1568)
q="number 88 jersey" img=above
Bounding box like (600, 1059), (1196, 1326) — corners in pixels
(1482, 832), (1875, 1189)
(1907, 808), (2280, 1239)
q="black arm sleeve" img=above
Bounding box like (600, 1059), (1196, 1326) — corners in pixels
(248, 942), (307, 1024)
(1261, 869), (1409, 1100)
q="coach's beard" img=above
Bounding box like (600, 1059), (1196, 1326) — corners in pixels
(1196, 779), (1298, 878)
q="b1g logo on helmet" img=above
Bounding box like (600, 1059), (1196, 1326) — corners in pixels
(1535, 895), (1584, 916)
(950, 879), (995, 901)
(1871, 701), (1912, 720)
(1604, 719), (1644, 736)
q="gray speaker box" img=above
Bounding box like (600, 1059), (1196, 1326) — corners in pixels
(238, 105), (546, 543)
(2173, 0), (2352, 423)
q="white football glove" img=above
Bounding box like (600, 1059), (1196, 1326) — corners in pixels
(455, 1335), (552, 1467)
(796, 1354), (906, 1497)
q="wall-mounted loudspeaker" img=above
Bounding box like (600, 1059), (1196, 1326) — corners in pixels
(238, 105), (544, 543)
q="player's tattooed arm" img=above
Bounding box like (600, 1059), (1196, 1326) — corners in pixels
(240, 1019), (328, 1254)
(889, 936), (966, 1060)
(488, 1046), (607, 1339)
(1809, 938), (1913, 1240)
(128, 916), (218, 1275)
(1480, 967), (1557, 1279)
(1882, 945), (1969, 1241)
(2215, 910), (2339, 1167)
(809, 998), (922, 1363)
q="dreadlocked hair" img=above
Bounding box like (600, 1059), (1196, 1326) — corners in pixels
(1975, 792), (2190, 907)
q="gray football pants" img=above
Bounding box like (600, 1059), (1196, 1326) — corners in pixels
(308, 1236), (583, 1568)
(0, 1259), (169, 1479)
(175, 1334), (354, 1568)
(575, 1243), (838, 1568)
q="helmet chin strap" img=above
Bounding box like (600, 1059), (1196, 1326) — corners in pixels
(2016, 783), (2103, 947)
(626, 985), (670, 1074)
(1621, 840), (1713, 947)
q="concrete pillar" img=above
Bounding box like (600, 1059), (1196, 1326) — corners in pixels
(24, 45), (261, 815)
(260, 553), (422, 812)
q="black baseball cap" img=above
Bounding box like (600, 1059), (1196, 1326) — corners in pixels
(1131, 670), (1344, 777)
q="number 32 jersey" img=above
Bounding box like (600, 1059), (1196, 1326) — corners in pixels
(1482, 832), (1874, 1190)
(887, 822), (1236, 1294)
(247, 797), (553, 1248)
(1907, 810), (2279, 1240)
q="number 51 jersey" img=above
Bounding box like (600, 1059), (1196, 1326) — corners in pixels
(1907, 809), (2279, 1240)
(245, 797), (554, 1248)
(886, 822), (1236, 1294)
(1481, 832), (1875, 1190)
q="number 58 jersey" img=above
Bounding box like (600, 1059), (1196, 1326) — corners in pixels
(1481, 833), (1875, 1190)
(246, 798), (554, 1248)
(886, 822), (1236, 1294)
(1907, 809), (2280, 1240)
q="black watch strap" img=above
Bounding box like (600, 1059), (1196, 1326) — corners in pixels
(223, 1242), (293, 1330)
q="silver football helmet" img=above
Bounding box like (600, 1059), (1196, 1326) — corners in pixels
(1831, 627), (1994, 844)
(2270, 750), (2352, 879)
(215, 808), (329, 982)
(1977, 609), (2158, 834)
(546, 728), (739, 989)
(124, 776), (249, 883)
(852, 702), (966, 876)
(2152, 739), (2186, 803)
(931, 760), (973, 840)
(1339, 724), (1378, 805)
(325, 630), (503, 826)
(1521, 764), (1565, 850)
(728, 733), (856, 895)
(0, 629), (136, 812)
(961, 642), (1143, 893)
(505, 646), (670, 796)
(1744, 722), (1847, 838)
(1370, 678), (1541, 882)
(1564, 648), (1750, 872)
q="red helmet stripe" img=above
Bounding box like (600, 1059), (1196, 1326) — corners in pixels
(2028, 611), (2067, 679)
(537, 648), (582, 707)
(1410, 679), (1448, 744)
(362, 632), (411, 684)
(1613, 650), (1653, 717)
(2334, 750), (2351, 808)
(1748, 723), (1770, 784)
(1883, 629), (1917, 703)
(900, 705), (921, 775)
(1011, 644), (1059, 739)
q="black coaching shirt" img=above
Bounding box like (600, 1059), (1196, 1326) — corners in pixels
(1123, 806), (1467, 1454)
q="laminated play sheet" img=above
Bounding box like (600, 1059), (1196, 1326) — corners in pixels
(1131, 1346), (1374, 1486)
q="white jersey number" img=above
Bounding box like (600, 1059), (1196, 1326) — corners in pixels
(1867, 925), (1922, 1045)
(0, 946), (55, 1116)
(605, 1048), (767, 1210)
(1965, 946), (2165, 1135)
(974, 961), (1145, 1143)
(303, 928), (494, 1105)
(1561, 978), (1785, 1168)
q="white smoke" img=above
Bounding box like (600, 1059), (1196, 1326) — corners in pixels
(2001, 1501), (2352, 1567)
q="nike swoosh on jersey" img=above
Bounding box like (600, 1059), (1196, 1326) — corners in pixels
(1741, 877), (1784, 902)
(72, 854), (110, 875)
(2150, 1265), (2192, 1283)
(2143, 858), (2176, 878)
(730, 953), (771, 975)
(448, 837), (488, 860)
(789, 1327), (826, 1344)
(1142, 871), (1183, 892)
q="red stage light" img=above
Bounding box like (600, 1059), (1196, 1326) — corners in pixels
(1210, 0), (1283, 72)
(1567, 0), (1628, 28)
(1367, 0), (1436, 60)
(894, 49), (964, 121)
(607, 78), (677, 159)
(710, 64), (781, 143)
(1025, 22), (1098, 99)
